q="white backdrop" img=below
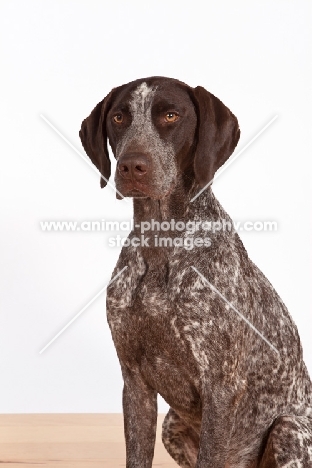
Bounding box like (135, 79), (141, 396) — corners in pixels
(0, 0), (311, 413)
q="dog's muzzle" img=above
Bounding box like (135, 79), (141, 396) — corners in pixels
(116, 152), (152, 194)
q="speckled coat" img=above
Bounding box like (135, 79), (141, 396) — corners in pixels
(80, 77), (312, 468)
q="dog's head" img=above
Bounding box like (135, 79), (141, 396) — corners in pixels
(79, 77), (240, 199)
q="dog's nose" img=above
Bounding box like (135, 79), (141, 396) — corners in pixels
(117, 153), (149, 181)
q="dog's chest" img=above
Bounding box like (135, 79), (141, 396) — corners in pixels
(106, 260), (205, 415)
(106, 252), (206, 346)
(107, 261), (189, 359)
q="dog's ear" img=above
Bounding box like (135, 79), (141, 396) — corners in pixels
(192, 86), (240, 189)
(79, 90), (115, 188)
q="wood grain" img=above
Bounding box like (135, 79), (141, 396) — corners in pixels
(0, 414), (176, 467)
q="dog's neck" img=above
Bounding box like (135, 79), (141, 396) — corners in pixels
(130, 178), (242, 264)
(132, 181), (222, 228)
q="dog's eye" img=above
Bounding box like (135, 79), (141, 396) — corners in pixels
(165, 112), (179, 123)
(113, 113), (123, 124)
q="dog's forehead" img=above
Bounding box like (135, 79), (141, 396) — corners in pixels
(111, 78), (192, 111)
(129, 82), (157, 113)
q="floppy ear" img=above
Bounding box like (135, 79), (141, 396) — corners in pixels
(192, 86), (240, 189)
(79, 90), (114, 188)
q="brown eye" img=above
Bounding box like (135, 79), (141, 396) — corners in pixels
(165, 112), (179, 123)
(113, 113), (123, 124)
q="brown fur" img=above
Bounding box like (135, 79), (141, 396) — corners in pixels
(80, 77), (312, 468)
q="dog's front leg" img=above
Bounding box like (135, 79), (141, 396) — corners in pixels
(121, 364), (158, 468)
(196, 381), (242, 468)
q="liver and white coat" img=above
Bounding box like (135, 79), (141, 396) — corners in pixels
(80, 77), (312, 468)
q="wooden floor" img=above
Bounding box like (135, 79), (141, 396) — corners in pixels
(0, 414), (176, 467)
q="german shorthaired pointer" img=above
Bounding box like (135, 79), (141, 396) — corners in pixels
(80, 77), (312, 467)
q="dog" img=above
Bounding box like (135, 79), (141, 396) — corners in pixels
(79, 77), (312, 467)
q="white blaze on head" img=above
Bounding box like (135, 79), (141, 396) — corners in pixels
(116, 81), (177, 196)
(116, 82), (157, 156)
(129, 82), (157, 127)
(131, 82), (156, 112)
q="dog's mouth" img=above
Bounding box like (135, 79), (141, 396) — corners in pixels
(120, 180), (149, 195)
(116, 179), (176, 200)
(115, 180), (149, 199)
